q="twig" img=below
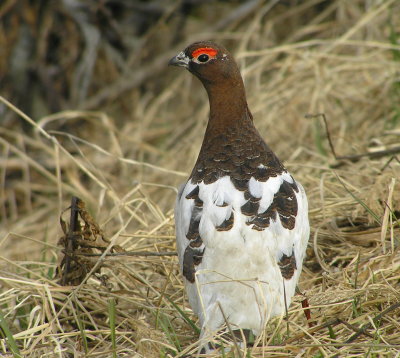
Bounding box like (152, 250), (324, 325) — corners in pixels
(305, 113), (338, 159)
(305, 113), (400, 163)
(76, 251), (177, 257)
(328, 302), (400, 358)
(345, 302), (400, 344)
(381, 155), (400, 171)
(283, 318), (342, 344)
(281, 313), (384, 347)
(337, 147), (400, 162)
(337, 319), (374, 339)
(217, 302), (243, 358)
(60, 196), (81, 286)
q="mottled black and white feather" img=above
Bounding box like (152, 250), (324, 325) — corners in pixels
(175, 172), (309, 336)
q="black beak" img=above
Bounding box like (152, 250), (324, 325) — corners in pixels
(168, 51), (189, 68)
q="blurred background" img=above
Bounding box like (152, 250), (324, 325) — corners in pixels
(1, 0), (398, 231)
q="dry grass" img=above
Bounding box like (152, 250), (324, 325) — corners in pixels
(1, 0), (400, 357)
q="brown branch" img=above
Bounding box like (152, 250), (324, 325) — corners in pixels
(328, 302), (400, 358)
(60, 196), (81, 286)
(345, 302), (400, 344)
(338, 147), (400, 162)
(338, 319), (374, 339)
(305, 113), (400, 163)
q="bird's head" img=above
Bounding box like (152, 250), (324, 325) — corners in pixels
(169, 41), (240, 86)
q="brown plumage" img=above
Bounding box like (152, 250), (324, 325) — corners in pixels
(171, 41), (310, 352)
(171, 41), (285, 187)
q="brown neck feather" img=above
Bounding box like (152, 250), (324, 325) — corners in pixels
(184, 42), (284, 185)
(202, 74), (253, 138)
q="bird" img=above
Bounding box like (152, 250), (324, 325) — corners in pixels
(170, 41), (310, 352)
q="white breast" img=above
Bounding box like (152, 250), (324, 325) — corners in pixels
(175, 172), (309, 337)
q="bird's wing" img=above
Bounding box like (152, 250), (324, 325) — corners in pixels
(175, 172), (309, 280)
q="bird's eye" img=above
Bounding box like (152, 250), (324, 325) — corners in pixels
(191, 47), (217, 64)
(197, 54), (210, 63)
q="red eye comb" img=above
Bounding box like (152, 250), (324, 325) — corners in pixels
(192, 47), (218, 58)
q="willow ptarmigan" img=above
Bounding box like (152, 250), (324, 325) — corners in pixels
(170, 41), (310, 349)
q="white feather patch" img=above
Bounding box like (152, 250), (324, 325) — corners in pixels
(174, 173), (310, 337)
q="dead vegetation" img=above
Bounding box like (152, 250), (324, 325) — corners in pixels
(1, 0), (400, 357)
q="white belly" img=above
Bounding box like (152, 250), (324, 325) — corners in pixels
(176, 175), (309, 337)
(186, 223), (300, 335)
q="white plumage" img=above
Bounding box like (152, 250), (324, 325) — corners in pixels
(175, 173), (309, 339)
